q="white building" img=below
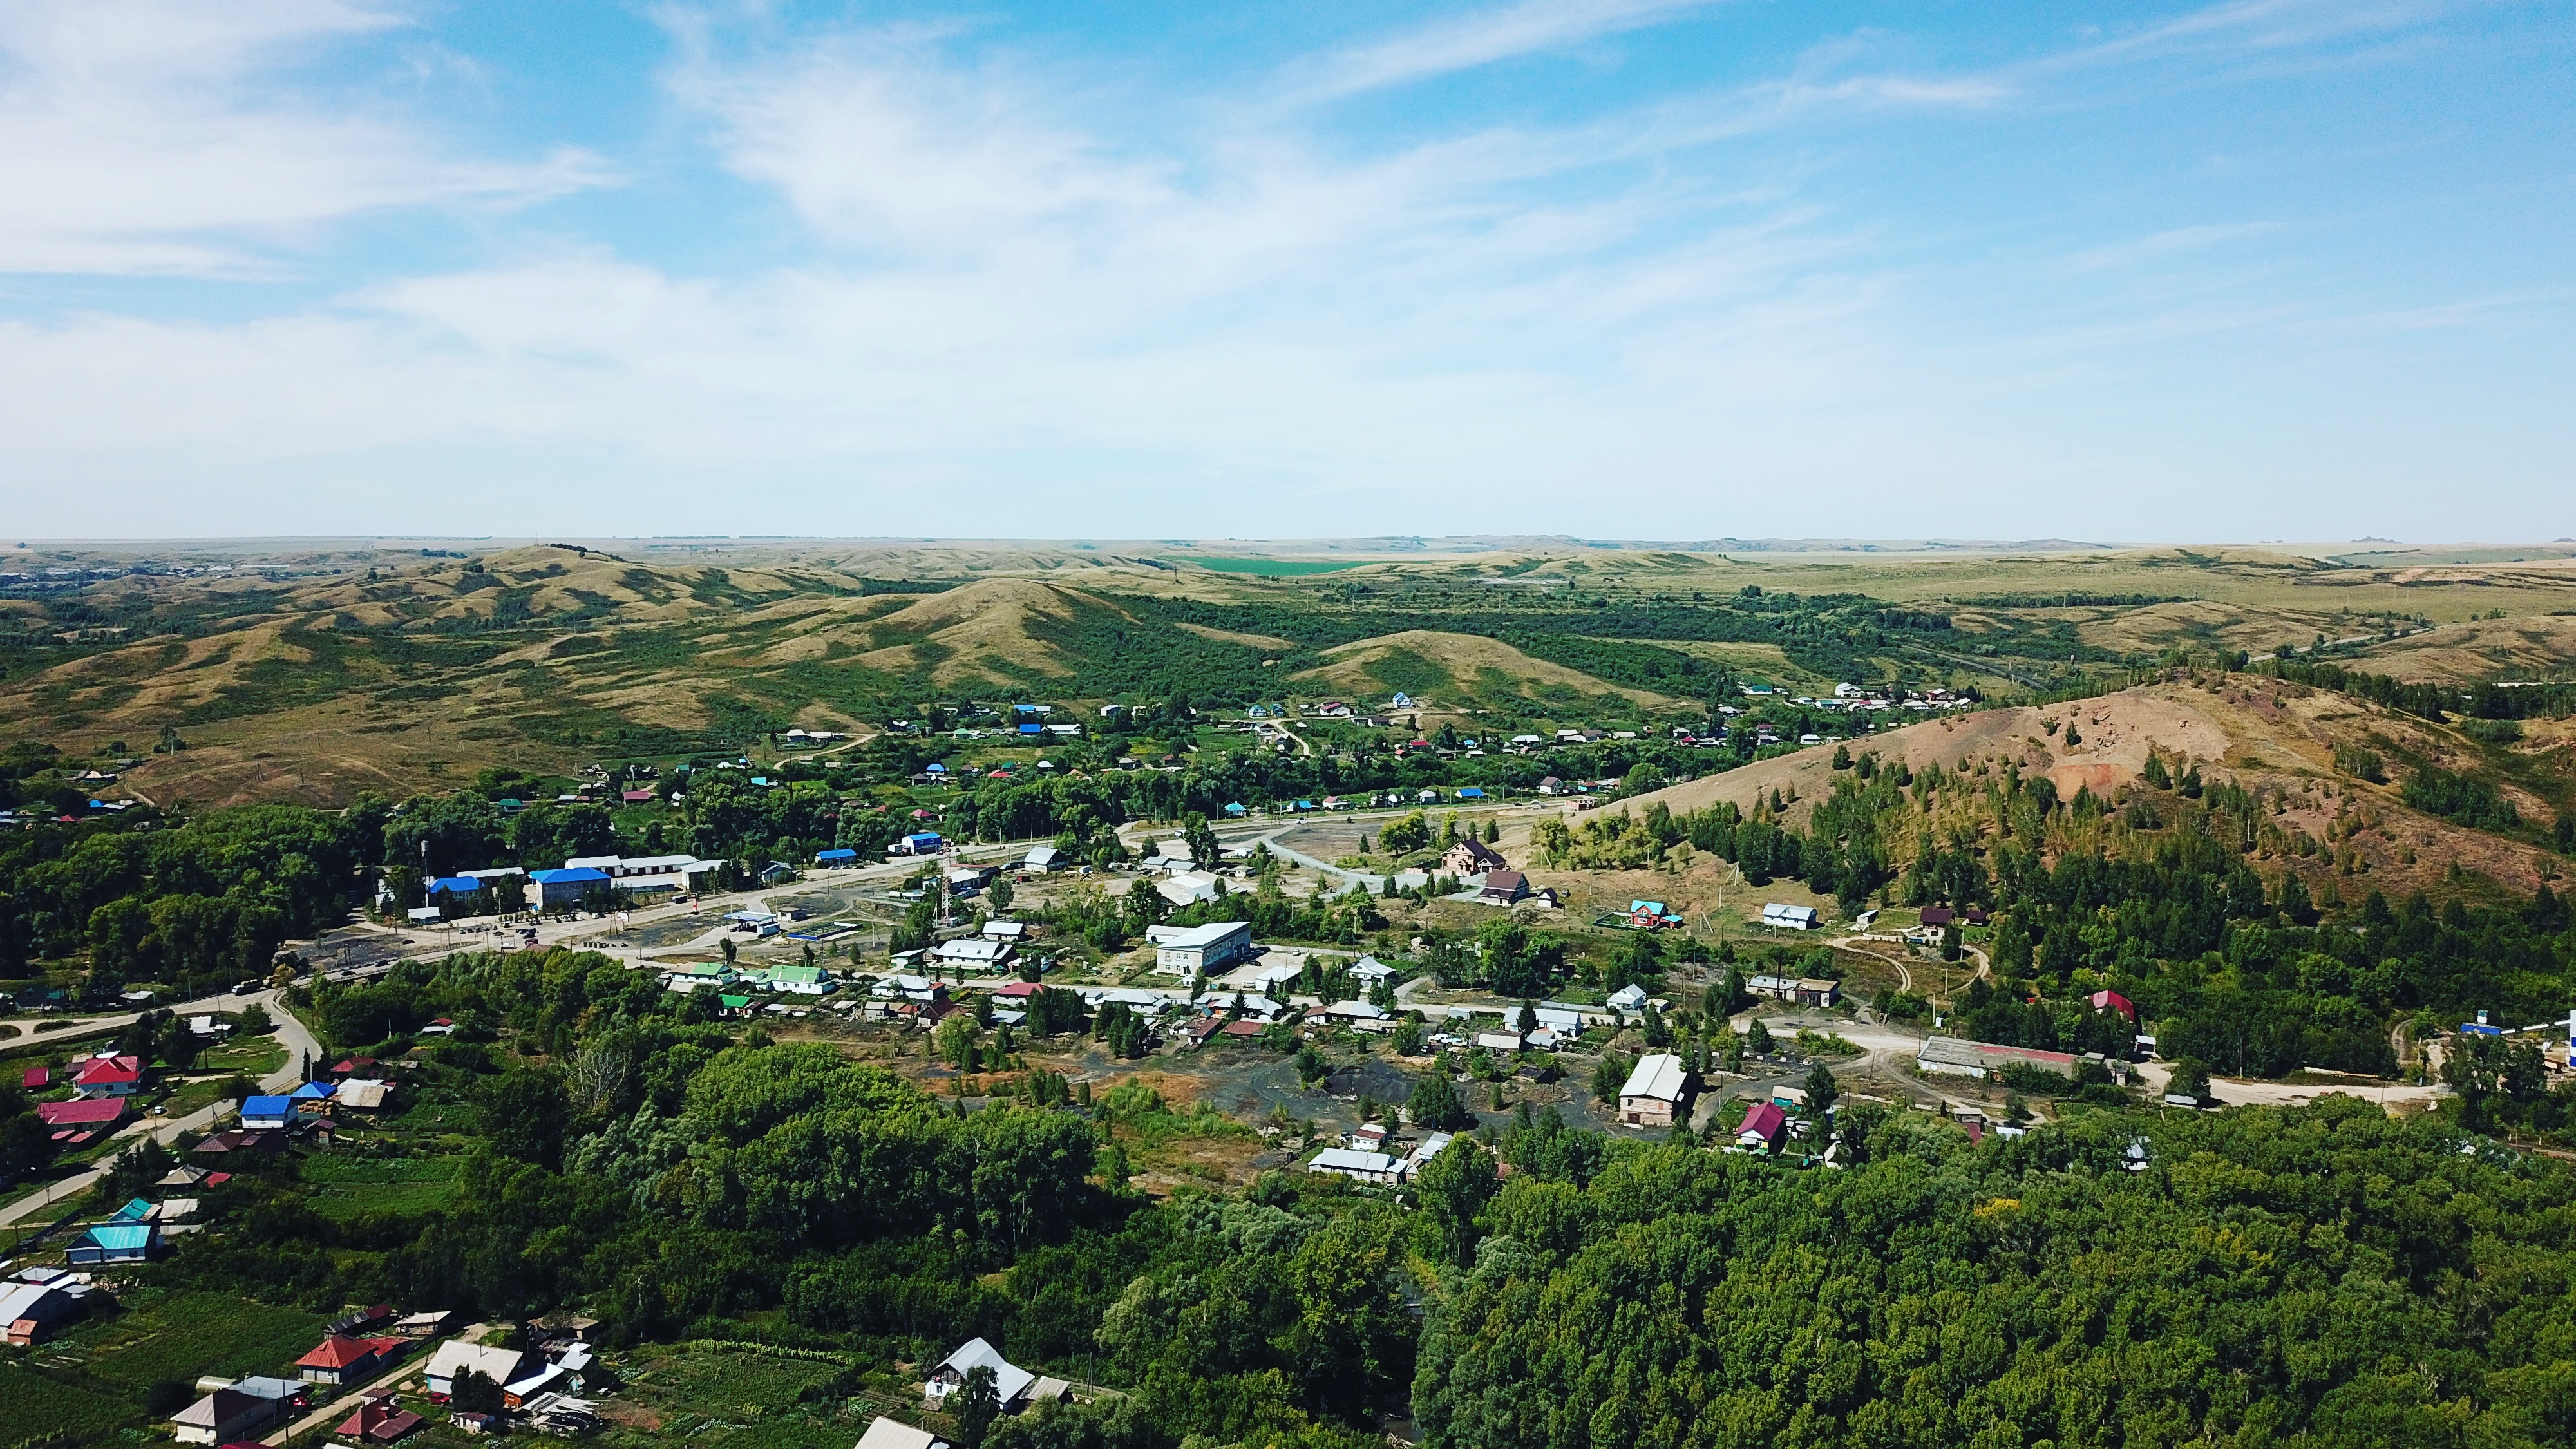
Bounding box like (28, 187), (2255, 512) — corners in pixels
(426, 1341), (536, 1398)
(930, 937), (1014, 971)
(1306, 1147), (1404, 1184)
(563, 853), (722, 895)
(1617, 1052), (1692, 1127)
(1760, 902), (1820, 931)
(1154, 871), (1225, 909)
(925, 1337), (1034, 1405)
(1148, 920), (1254, 977)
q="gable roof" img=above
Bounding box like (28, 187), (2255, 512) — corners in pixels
(1618, 1052), (1688, 1103)
(1738, 1101), (1787, 1143)
(73, 1054), (144, 1086)
(79, 1223), (156, 1253)
(299, 1334), (384, 1369)
(527, 867), (611, 885)
(857, 1417), (949, 1449)
(933, 1336), (1034, 1405)
(38, 1098), (126, 1126)
(426, 1340), (533, 1385)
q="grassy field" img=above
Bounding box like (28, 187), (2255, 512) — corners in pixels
(599, 1344), (881, 1449)
(1180, 557), (1367, 575)
(73, 1287), (323, 1390)
(299, 1151), (465, 1219)
(0, 1361), (138, 1448)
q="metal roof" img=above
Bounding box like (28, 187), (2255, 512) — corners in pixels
(1619, 1052), (1689, 1103)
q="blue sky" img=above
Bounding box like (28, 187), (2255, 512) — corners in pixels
(1, 0), (2569, 542)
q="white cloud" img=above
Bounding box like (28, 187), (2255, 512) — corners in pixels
(0, 0), (2559, 542)
(1291, 0), (1723, 101)
(0, 0), (608, 275)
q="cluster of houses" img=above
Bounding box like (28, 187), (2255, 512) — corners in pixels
(171, 1310), (602, 1443)
(1307, 1126), (1461, 1185)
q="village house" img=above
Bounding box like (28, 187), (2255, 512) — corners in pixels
(426, 1340), (537, 1398)
(925, 1336), (1036, 1407)
(71, 1054), (144, 1097)
(1305, 1146), (1405, 1184)
(858, 1417), (952, 1449)
(296, 1332), (408, 1385)
(1747, 974), (1841, 1008)
(1476, 869), (1530, 906)
(1616, 1052), (1692, 1128)
(1759, 902), (1821, 931)
(0, 1271), (97, 1346)
(930, 936), (1014, 972)
(171, 1388), (281, 1445)
(1734, 1101), (1788, 1152)
(1626, 900), (1683, 929)
(1439, 838), (1507, 876)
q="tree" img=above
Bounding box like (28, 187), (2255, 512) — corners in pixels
(1591, 1054), (1627, 1104)
(1482, 819), (1501, 844)
(1410, 1070), (1471, 1131)
(478, 1067), (571, 1170)
(1516, 999), (1539, 1034)
(451, 1369), (506, 1416)
(1181, 812), (1222, 873)
(956, 1363), (1001, 1448)
(2170, 1056), (2211, 1101)
(1745, 1018), (1774, 1055)
(1379, 811), (1433, 856)
(987, 877), (1016, 914)
(1801, 1061), (1839, 1121)
(1412, 1136), (1497, 1266)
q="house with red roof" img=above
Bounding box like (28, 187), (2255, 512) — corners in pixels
(71, 1054), (145, 1098)
(337, 1399), (427, 1442)
(38, 1098), (128, 1132)
(21, 1066), (47, 1090)
(2088, 989), (2137, 1023)
(1734, 1101), (1788, 1152)
(296, 1334), (409, 1385)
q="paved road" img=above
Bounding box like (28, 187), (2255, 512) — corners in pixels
(0, 988), (321, 1229)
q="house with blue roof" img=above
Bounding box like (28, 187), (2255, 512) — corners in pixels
(1457, 786), (1487, 800)
(814, 848), (858, 866)
(527, 866), (613, 910)
(111, 1196), (155, 1222)
(424, 876), (484, 898)
(68, 1222), (157, 1264)
(242, 1095), (296, 1130)
(290, 1081), (336, 1103)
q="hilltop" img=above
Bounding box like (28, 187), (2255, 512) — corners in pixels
(1618, 672), (2572, 902)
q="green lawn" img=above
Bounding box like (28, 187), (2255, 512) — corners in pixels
(198, 1036), (289, 1077)
(300, 1152), (464, 1219)
(0, 1360), (138, 1446)
(77, 1288), (323, 1390)
(605, 1345), (869, 1449)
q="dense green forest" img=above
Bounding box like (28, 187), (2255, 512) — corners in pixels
(1417, 1097), (2576, 1448)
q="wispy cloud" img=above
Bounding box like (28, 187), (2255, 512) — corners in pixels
(1289, 0), (1723, 101)
(0, 0), (609, 276)
(0, 0), (2559, 540)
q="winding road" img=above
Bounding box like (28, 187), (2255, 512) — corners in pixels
(1, 987), (323, 1229)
